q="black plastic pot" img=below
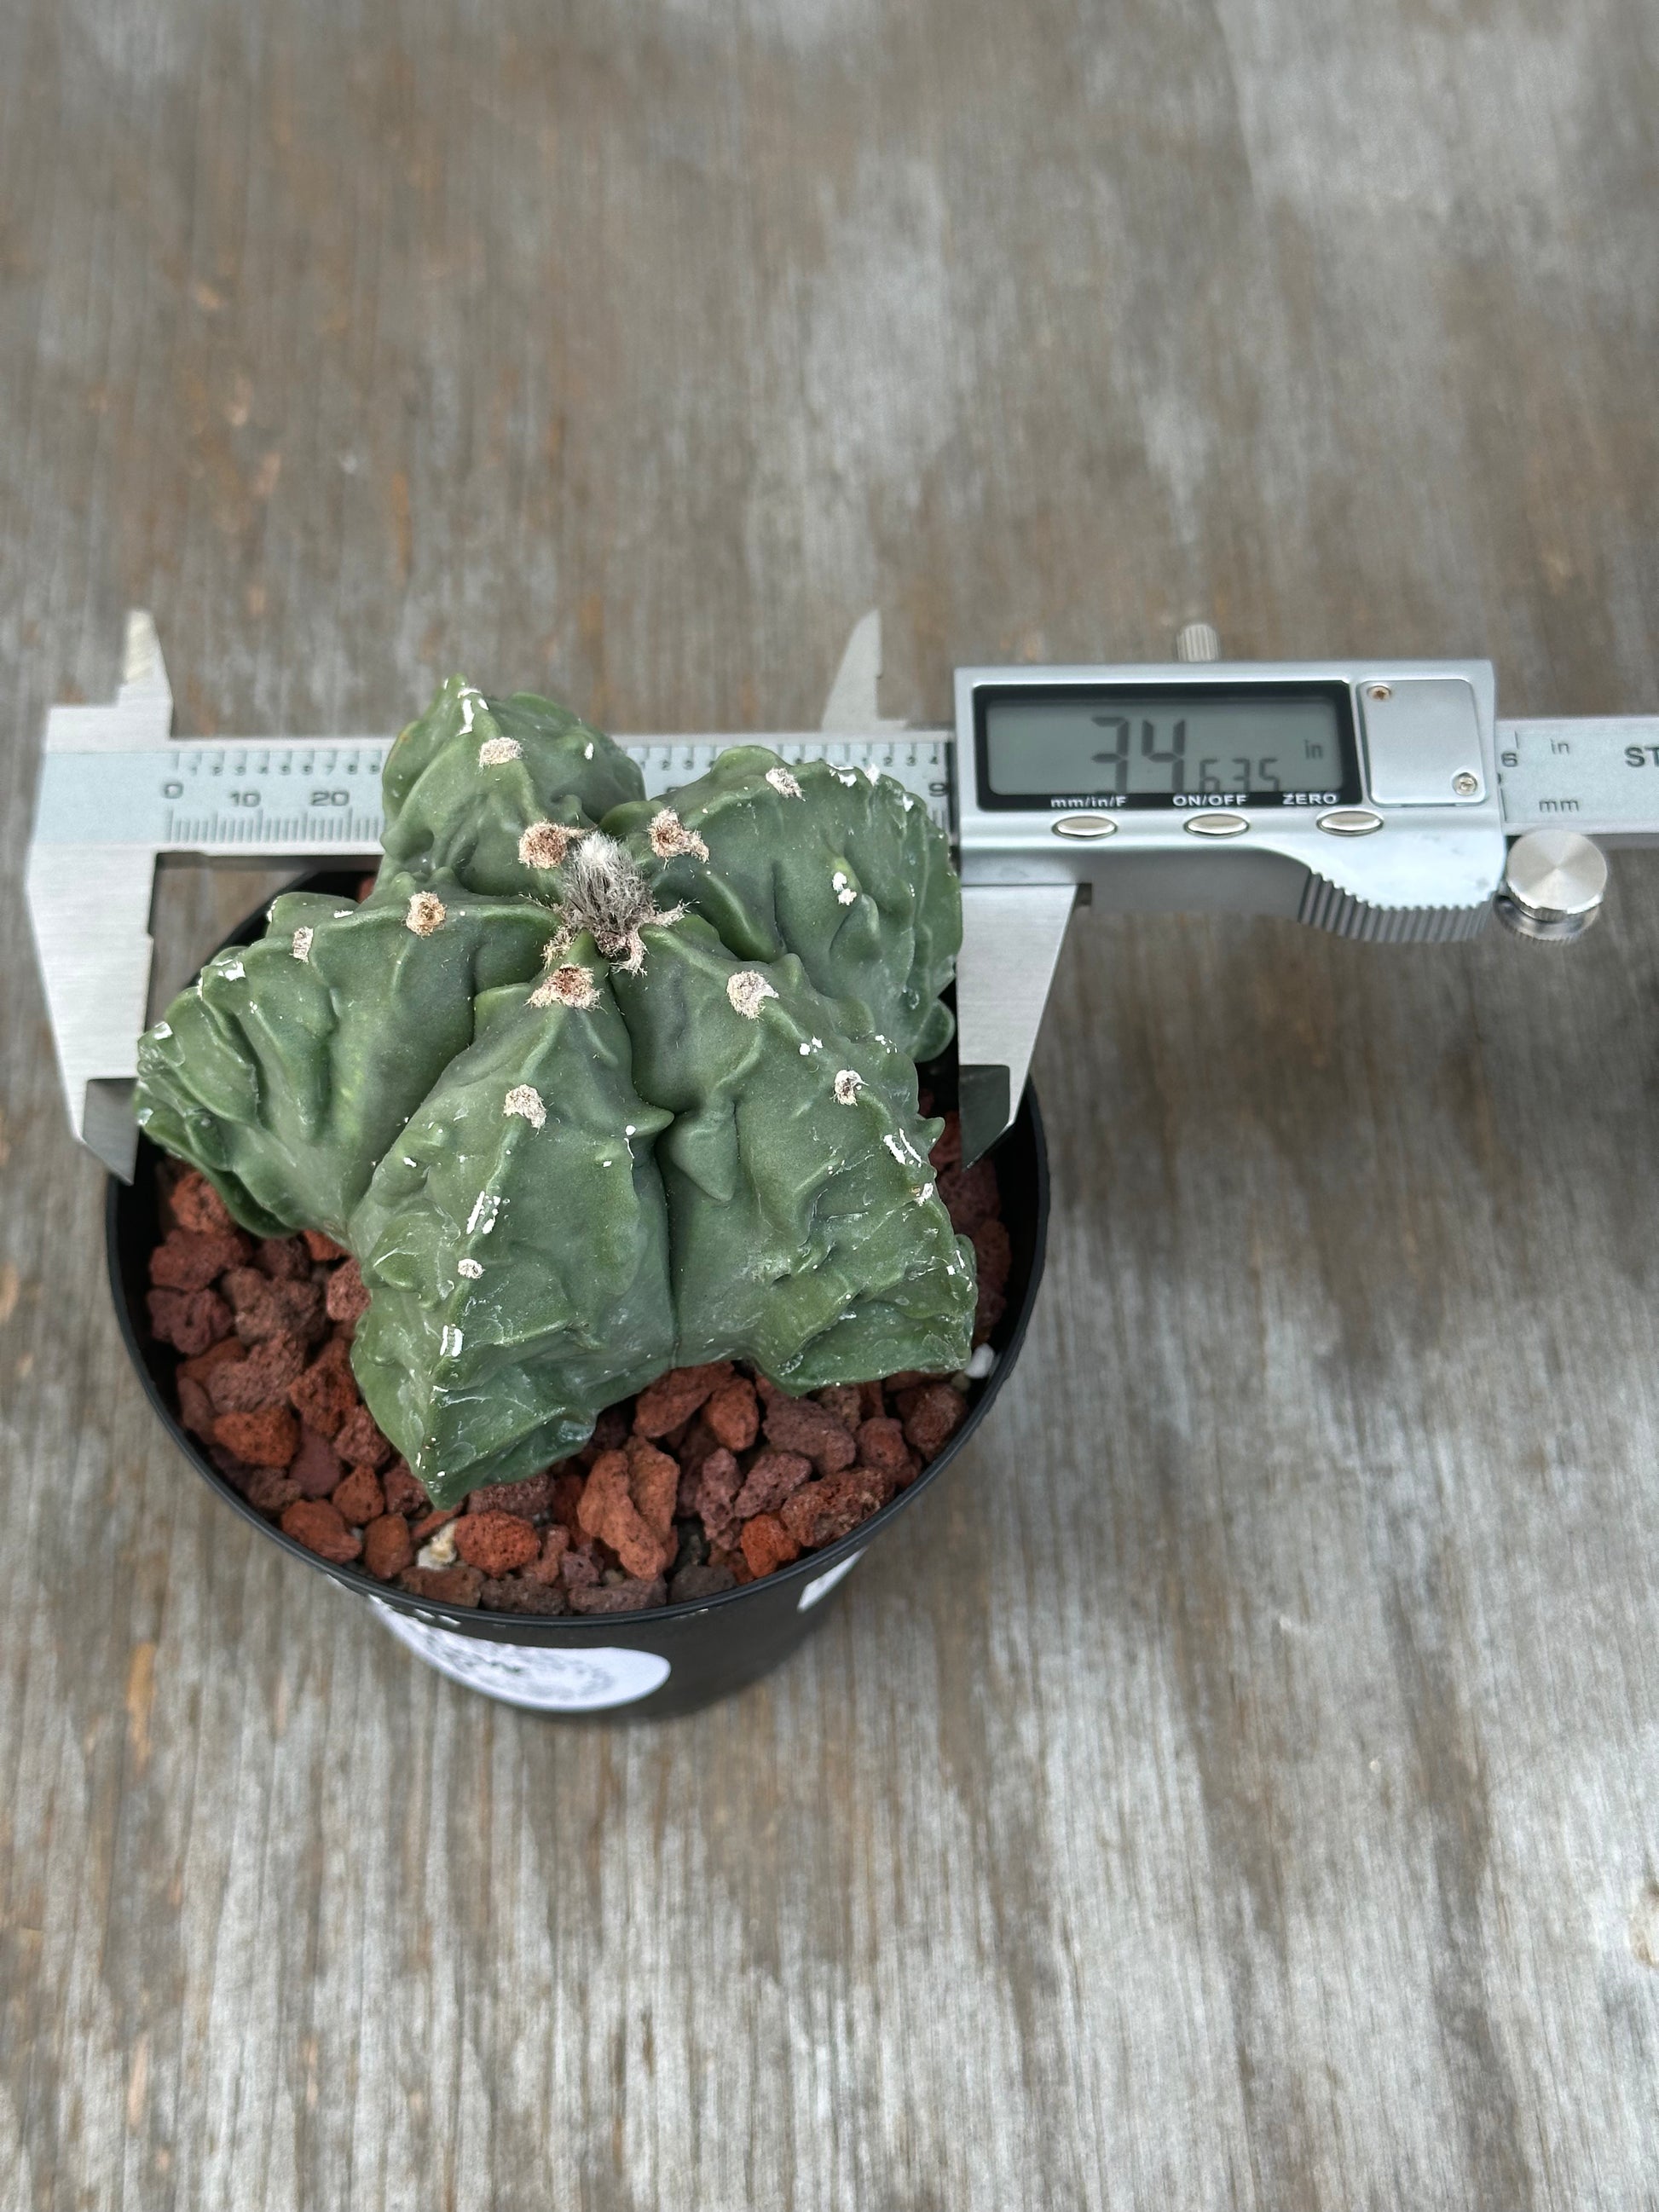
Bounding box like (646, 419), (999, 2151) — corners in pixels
(108, 878), (1049, 1717)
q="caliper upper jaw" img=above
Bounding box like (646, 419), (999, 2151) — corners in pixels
(817, 614), (1076, 1167)
(954, 882), (1078, 1166)
(26, 610), (174, 1180)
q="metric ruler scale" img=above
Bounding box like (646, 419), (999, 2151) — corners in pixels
(28, 735), (951, 858)
(26, 609), (1659, 1178)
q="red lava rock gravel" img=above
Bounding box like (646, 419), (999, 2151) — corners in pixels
(733, 1449), (812, 1517)
(896, 1383), (968, 1460)
(291, 1426), (344, 1499)
(147, 1287), (232, 1359)
(704, 1377), (760, 1449)
(760, 1395), (859, 1475)
(362, 1513), (414, 1580)
(632, 1361), (732, 1438)
(150, 1226), (251, 1291)
(213, 1405), (298, 1468)
(740, 1513), (801, 1577)
(143, 1106), (1010, 1614)
(331, 1464), (385, 1525)
(279, 1498), (361, 1563)
(325, 1258), (371, 1329)
(171, 1170), (236, 1235)
(452, 1510), (540, 1575)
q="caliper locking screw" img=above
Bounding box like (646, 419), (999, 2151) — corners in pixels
(1495, 829), (1609, 944)
(1452, 771), (1480, 797)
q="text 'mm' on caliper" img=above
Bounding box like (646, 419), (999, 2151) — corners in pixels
(25, 610), (1659, 1180)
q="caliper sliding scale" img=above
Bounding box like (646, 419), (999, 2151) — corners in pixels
(26, 610), (1659, 1180)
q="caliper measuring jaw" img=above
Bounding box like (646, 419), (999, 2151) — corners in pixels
(954, 885), (1078, 1170)
(26, 613), (390, 1178)
(26, 615), (205, 1179)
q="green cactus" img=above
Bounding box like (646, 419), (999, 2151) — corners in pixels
(602, 746), (960, 1060)
(380, 677), (645, 898)
(135, 675), (976, 1509)
(135, 871), (563, 1240)
(607, 910), (972, 1384)
(348, 933), (679, 1504)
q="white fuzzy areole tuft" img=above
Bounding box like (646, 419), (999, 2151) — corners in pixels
(726, 970), (777, 1019)
(406, 892), (447, 936)
(833, 1069), (864, 1105)
(555, 833), (683, 973)
(456, 1256), (483, 1279)
(648, 808), (709, 861)
(290, 927), (314, 962)
(503, 1084), (546, 1129)
(530, 962), (600, 1010)
(766, 765), (804, 800)
(478, 735), (522, 765)
(519, 819), (581, 870)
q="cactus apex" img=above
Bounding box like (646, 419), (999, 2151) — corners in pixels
(556, 833), (685, 973)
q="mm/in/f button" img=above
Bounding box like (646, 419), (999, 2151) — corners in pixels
(1050, 813), (1119, 839)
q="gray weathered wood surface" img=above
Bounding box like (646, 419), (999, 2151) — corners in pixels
(3, 2), (1657, 2203)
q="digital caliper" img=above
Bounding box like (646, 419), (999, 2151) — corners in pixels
(26, 610), (1659, 1178)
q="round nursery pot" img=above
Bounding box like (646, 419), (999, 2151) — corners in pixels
(108, 881), (1049, 1718)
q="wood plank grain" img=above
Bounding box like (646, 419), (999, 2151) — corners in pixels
(2, 1), (1656, 2205)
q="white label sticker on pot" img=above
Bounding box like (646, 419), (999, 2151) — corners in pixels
(370, 1601), (671, 1711)
(797, 1548), (866, 1612)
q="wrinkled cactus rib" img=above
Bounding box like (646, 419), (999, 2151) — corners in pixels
(136, 675), (975, 1508)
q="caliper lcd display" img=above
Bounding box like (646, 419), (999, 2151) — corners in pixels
(975, 681), (1362, 810)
